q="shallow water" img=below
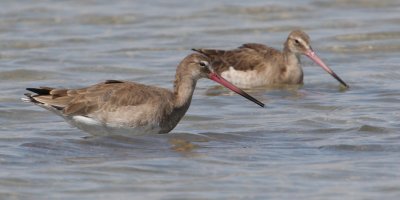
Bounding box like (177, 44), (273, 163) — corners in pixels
(1, 0), (400, 199)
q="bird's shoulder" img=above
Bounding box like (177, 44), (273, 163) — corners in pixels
(193, 43), (281, 73)
(42, 80), (171, 116)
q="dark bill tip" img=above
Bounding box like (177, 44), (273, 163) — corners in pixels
(331, 72), (349, 88)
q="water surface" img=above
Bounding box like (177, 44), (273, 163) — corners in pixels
(1, 0), (400, 199)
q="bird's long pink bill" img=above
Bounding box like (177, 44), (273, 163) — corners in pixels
(209, 73), (265, 107)
(306, 51), (349, 88)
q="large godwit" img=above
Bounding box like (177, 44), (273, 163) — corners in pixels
(193, 30), (349, 88)
(22, 54), (264, 136)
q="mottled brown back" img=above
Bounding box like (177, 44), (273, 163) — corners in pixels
(193, 43), (282, 74)
(27, 80), (173, 117)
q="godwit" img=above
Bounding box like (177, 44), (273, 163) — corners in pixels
(193, 30), (349, 88)
(22, 54), (264, 136)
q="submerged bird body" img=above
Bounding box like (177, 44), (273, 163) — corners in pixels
(23, 54), (264, 136)
(193, 30), (348, 88)
(198, 43), (304, 88)
(27, 81), (179, 135)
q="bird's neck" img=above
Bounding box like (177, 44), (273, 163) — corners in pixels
(283, 51), (301, 67)
(282, 44), (303, 84)
(159, 71), (197, 133)
(173, 72), (197, 109)
(283, 41), (301, 65)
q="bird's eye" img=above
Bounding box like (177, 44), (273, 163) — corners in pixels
(294, 39), (300, 45)
(199, 61), (208, 67)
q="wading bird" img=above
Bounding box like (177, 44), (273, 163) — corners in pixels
(23, 54), (264, 136)
(193, 30), (349, 88)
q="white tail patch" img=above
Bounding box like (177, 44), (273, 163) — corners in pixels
(21, 97), (31, 103)
(69, 115), (161, 136)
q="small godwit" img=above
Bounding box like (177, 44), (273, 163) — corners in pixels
(22, 54), (264, 136)
(193, 29), (349, 88)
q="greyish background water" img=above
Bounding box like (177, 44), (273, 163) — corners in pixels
(1, 0), (400, 199)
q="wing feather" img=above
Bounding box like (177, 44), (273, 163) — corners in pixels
(27, 80), (172, 117)
(193, 43), (281, 74)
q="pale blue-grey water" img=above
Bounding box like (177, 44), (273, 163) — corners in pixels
(1, 0), (400, 199)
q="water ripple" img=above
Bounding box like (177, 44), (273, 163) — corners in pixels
(0, 69), (57, 81)
(320, 144), (399, 152)
(1, 0), (400, 199)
